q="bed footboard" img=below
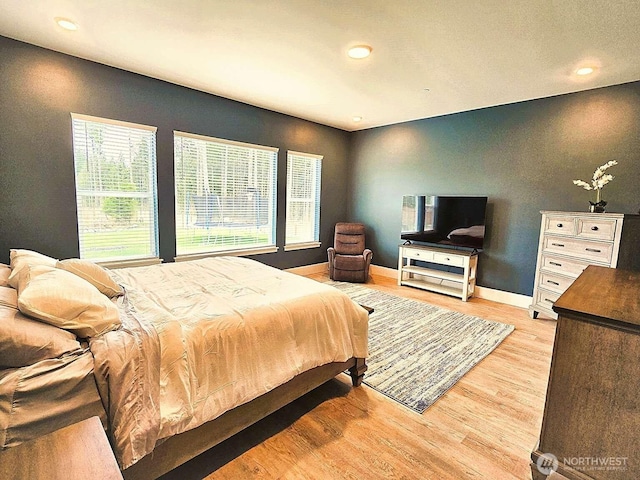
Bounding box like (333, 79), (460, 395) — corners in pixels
(123, 357), (366, 480)
(348, 357), (367, 387)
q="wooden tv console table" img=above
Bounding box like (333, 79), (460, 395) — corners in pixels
(397, 243), (478, 301)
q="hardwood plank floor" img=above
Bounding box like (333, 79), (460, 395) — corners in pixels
(162, 273), (556, 480)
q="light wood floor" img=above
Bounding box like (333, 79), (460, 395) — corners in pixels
(162, 273), (556, 480)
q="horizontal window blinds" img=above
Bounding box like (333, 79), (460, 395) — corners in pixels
(285, 151), (322, 246)
(71, 114), (159, 262)
(174, 132), (278, 256)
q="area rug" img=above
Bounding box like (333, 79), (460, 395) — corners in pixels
(327, 281), (515, 413)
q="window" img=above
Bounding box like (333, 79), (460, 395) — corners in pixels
(71, 113), (159, 264)
(401, 195), (435, 235)
(174, 131), (278, 258)
(285, 151), (322, 250)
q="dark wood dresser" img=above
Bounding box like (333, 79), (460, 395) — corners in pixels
(531, 266), (640, 480)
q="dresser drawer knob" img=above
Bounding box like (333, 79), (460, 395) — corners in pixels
(551, 243), (565, 247)
(546, 280), (560, 286)
(550, 261), (562, 267)
(556, 223), (563, 228)
(591, 226), (599, 231)
(585, 248), (602, 253)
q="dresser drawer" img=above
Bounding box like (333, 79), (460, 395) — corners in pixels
(535, 289), (561, 311)
(541, 254), (591, 279)
(433, 252), (465, 267)
(403, 248), (434, 262)
(543, 215), (576, 236)
(539, 272), (575, 294)
(576, 217), (618, 241)
(542, 236), (614, 264)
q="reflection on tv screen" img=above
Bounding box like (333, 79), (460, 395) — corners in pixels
(401, 195), (488, 250)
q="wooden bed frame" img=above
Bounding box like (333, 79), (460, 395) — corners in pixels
(122, 357), (367, 480)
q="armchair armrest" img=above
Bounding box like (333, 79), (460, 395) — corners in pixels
(363, 248), (373, 279)
(327, 247), (336, 278)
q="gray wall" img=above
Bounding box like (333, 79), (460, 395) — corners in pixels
(0, 36), (351, 268)
(349, 82), (640, 295)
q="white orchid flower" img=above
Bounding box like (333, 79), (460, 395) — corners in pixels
(573, 179), (593, 190)
(574, 161), (618, 206)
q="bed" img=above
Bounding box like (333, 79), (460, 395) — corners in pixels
(0, 251), (369, 479)
(446, 225), (485, 249)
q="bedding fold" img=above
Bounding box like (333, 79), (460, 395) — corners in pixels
(89, 295), (162, 469)
(0, 350), (104, 448)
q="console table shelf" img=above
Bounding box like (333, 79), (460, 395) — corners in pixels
(398, 244), (478, 301)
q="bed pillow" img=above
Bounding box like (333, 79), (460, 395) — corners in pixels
(17, 265), (121, 338)
(0, 297), (82, 368)
(7, 249), (58, 289)
(56, 258), (123, 298)
(0, 284), (18, 309)
(0, 263), (9, 287)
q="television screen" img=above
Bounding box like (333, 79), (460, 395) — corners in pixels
(401, 195), (488, 250)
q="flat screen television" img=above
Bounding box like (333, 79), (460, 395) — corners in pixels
(401, 195), (488, 250)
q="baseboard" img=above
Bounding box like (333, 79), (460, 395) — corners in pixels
(369, 264), (397, 279)
(288, 263), (396, 279)
(285, 262), (328, 275)
(475, 286), (532, 309)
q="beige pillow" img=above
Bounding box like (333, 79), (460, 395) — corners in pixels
(8, 249), (58, 289)
(0, 263), (9, 287)
(57, 259), (123, 298)
(0, 285), (18, 309)
(17, 265), (121, 338)
(0, 302), (82, 368)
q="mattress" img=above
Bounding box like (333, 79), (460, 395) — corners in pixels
(91, 256), (369, 468)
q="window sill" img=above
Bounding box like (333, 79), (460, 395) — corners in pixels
(98, 257), (162, 269)
(284, 242), (322, 252)
(174, 246), (279, 262)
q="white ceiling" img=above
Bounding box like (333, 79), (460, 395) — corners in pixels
(1, 1), (639, 131)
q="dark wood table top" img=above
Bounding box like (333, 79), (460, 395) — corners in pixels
(553, 265), (640, 331)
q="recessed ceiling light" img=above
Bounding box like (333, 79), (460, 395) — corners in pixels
(576, 66), (594, 76)
(55, 17), (78, 31)
(348, 45), (372, 59)
(352, 116), (363, 122)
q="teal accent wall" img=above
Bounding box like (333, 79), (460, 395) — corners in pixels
(349, 82), (640, 295)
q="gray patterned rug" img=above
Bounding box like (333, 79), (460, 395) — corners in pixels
(328, 281), (515, 413)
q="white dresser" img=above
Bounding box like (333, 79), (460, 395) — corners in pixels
(529, 211), (625, 319)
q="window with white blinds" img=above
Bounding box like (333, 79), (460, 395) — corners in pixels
(71, 113), (159, 263)
(174, 131), (278, 257)
(285, 151), (322, 249)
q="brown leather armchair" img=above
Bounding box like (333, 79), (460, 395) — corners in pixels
(327, 222), (373, 282)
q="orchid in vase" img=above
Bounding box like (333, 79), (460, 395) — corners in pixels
(572, 160), (618, 212)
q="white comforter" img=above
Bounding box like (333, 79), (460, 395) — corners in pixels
(90, 256), (368, 468)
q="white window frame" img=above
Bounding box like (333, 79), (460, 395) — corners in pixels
(173, 131), (279, 260)
(71, 113), (159, 266)
(284, 150), (322, 251)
